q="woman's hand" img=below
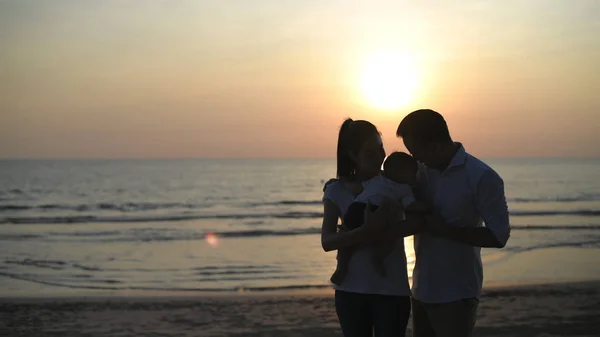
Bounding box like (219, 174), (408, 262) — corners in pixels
(337, 223), (349, 232)
(362, 199), (394, 234)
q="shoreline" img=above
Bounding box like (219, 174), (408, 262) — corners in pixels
(2, 246), (600, 302)
(2, 278), (600, 302)
(2, 280), (599, 337)
(2, 246), (600, 300)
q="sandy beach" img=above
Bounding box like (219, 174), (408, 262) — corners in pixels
(1, 279), (598, 337)
(2, 247), (600, 336)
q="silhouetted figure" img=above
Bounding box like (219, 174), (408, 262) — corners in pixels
(321, 118), (413, 337)
(393, 109), (510, 337)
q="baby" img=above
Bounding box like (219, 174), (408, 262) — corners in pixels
(330, 152), (428, 285)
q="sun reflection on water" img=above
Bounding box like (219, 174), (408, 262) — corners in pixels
(204, 232), (219, 248)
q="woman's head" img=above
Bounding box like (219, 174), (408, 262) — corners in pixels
(336, 118), (385, 181)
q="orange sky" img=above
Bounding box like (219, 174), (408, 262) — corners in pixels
(1, 1), (599, 159)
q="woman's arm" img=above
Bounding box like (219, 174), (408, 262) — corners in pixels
(321, 199), (376, 252)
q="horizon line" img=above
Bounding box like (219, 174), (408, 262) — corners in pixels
(1, 156), (599, 161)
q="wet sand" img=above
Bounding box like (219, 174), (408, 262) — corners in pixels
(1, 280), (599, 337)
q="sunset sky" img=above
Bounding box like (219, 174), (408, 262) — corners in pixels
(1, 0), (599, 159)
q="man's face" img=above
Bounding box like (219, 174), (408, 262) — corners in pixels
(403, 137), (438, 168)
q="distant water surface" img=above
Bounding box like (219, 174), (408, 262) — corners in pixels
(1, 158), (599, 293)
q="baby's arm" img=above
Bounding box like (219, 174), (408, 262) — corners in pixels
(371, 232), (397, 277)
(343, 202), (370, 231)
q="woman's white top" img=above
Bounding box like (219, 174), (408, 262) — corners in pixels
(322, 178), (411, 296)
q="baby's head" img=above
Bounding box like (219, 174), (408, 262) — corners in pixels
(383, 152), (418, 185)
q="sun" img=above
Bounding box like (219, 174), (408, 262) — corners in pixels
(359, 51), (420, 111)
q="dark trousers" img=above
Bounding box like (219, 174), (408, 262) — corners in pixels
(411, 297), (479, 337)
(335, 290), (411, 337)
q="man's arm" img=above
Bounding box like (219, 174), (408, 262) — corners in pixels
(432, 224), (505, 248)
(429, 170), (510, 248)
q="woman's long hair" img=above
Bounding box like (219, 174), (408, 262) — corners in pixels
(336, 118), (379, 180)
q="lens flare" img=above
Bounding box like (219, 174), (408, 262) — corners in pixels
(205, 232), (219, 248)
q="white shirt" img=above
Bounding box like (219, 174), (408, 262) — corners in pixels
(323, 179), (411, 297)
(412, 144), (511, 303)
(357, 175), (416, 209)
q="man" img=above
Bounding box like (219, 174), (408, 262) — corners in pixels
(370, 109), (511, 337)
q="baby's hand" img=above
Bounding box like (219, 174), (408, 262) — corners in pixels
(322, 178), (338, 192)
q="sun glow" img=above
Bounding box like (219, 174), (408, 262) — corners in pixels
(205, 232), (219, 248)
(359, 51), (420, 111)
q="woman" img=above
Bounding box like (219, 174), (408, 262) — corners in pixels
(321, 118), (415, 337)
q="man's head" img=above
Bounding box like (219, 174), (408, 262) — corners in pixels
(383, 151), (418, 185)
(396, 109), (453, 168)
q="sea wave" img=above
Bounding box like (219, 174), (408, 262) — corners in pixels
(3, 229), (600, 292)
(0, 258), (328, 292)
(2, 195), (599, 214)
(3, 259), (284, 274)
(0, 270), (332, 292)
(61, 227), (321, 242)
(0, 212), (324, 224)
(0, 202), (206, 212)
(0, 200), (322, 213)
(2, 208), (600, 225)
(507, 238), (600, 252)
(510, 210), (600, 216)
(0, 189), (600, 213)
(508, 195), (600, 203)
(1, 224), (600, 243)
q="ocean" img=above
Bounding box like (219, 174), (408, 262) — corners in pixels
(1, 158), (599, 294)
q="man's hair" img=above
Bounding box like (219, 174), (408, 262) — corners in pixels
(396, 109), (452, 144)
(383, 151), (417, 174)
